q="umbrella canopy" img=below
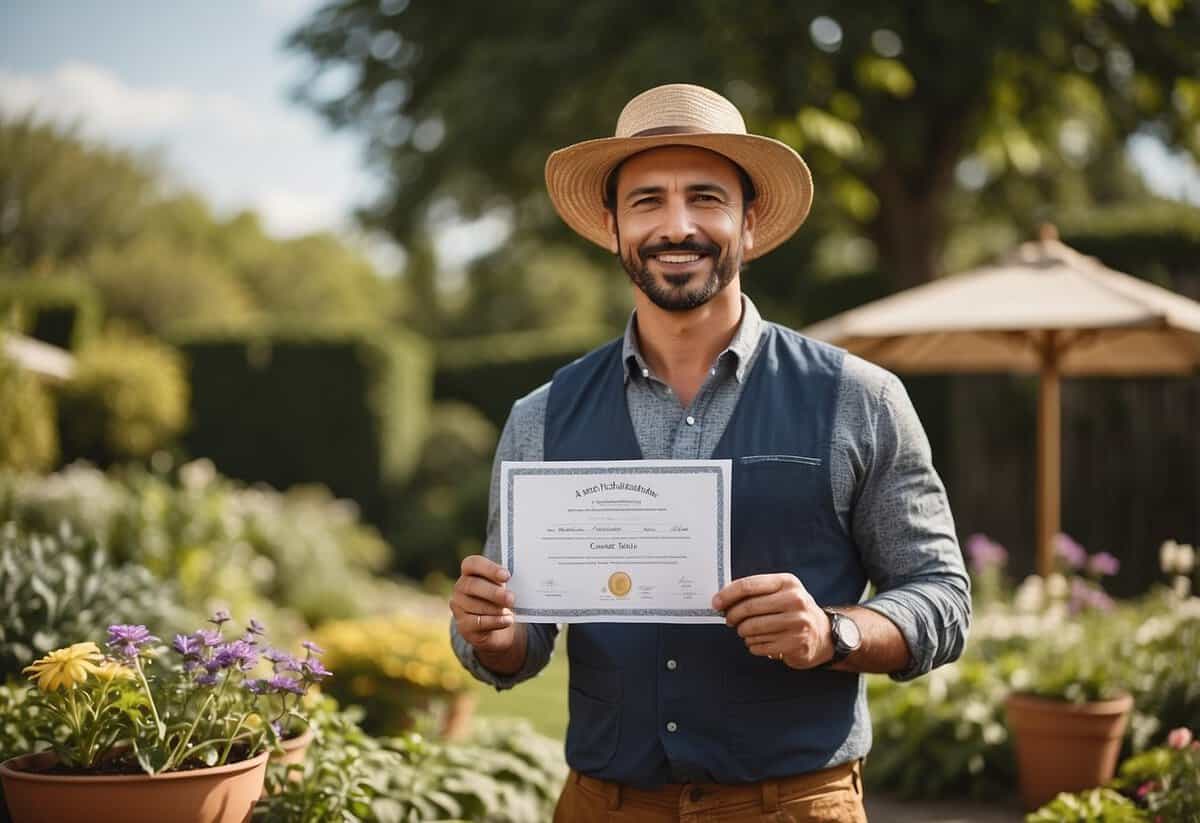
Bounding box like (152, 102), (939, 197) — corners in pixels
(803, 229), (1200, 575)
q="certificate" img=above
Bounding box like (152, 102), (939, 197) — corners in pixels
(500, 459), (732, 623)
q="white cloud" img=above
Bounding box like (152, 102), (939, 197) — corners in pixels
(254, 188), (347, 237)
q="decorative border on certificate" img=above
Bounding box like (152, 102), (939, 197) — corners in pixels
(505, 464), (727, 619)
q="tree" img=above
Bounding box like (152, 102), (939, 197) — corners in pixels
(287, 0), (1200, 295)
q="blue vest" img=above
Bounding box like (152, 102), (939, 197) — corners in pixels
(544, 323), (869, 787)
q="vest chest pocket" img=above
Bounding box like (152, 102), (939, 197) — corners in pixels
(565, 658), (622, 773)
(731, 455), (827, 579)
(736, 454), (822, 467)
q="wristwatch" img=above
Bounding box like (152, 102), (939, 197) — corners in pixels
(821, 609), (862, 667)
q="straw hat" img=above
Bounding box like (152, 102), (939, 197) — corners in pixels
(544, 83), (813, 261)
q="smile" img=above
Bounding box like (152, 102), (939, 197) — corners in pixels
(652, 253), (705, 264)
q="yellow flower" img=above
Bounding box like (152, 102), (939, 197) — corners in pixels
(93, 660), (135, 682)
(23, 642), (103, 691)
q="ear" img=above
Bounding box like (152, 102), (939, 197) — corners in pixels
(603, 209), (620, 254)
(741, 202), (758, 256)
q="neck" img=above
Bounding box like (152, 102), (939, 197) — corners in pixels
(632, 279), (744, 385)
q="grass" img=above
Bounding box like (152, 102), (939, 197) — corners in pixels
(473, 630), (569, 740)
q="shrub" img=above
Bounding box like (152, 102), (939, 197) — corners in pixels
(54, 330), (189, 465)
(387, 402), (496, 579)
(0, 354), (58, 473)
(0, 276), (102, 351)
(177, 326), (431, 525)
(0, 522), (190, 681)
(314, 614), (475, 736)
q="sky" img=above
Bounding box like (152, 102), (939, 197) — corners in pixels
(1, 1), (1197, 270)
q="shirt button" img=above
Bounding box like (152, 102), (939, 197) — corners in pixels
(709, 368), (716, 376)
(666, 659), (678, 671)
(685, 415), (696, 426)
(641, 367), (649, 378)
(666, 721), (678, 733)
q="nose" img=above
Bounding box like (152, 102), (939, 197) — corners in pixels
(658, 194), (696, 244)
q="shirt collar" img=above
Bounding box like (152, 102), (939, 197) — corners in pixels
(622, 294), (763, 384)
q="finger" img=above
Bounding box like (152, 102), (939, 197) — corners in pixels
(456, 575), (515, 608)
(724, 590), (793, 627)
(460, 554), (511, 584)
(734, 613), (790, 639)
(745, 636), (785, 658)
(461, 612), (515, 636)
(450, 594), (513, 618)
(712, 574), (787, 611)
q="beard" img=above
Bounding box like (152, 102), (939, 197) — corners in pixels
(617, 233), (742, 312)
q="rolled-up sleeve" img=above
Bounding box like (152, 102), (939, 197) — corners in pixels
(853, 373), (971, 681)
(449, 390), (559, 690)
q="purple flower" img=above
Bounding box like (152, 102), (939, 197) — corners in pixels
(212, 640), (258, 672)
(106, 624), (158, 660)
(244, 679), (267, 695)
(208, 609), (231, 627)
(268, 675), (305, 695)
(1088, 551), (1120, 577)
(196, 672), (219, 687)
(246, 618), (266, 636)
(301, 641), (324, 656)
(302, 658), (331, 680)
(1054, 533), (1088, 570)
(194, 629), (222, 648)
(965, 534), (1008, 575)
(1069, 577), (1115, 615)
(173, 634), (200, 657)
(263, 647), (289, 663)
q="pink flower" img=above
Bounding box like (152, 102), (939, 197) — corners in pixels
(1167, 727), (1194, 750)
(1087, 551), (1120, 577)
(965, 534), (1008, 575)
(1054, 533), (1088, 570)
(1137, 780), (1158, 798)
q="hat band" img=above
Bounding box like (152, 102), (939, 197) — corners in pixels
(629, 125), (713, 137)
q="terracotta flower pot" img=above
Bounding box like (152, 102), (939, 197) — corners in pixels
(262, 725), (314, 797)
(0, 748), (268, 823)
(1005, 691), (1133, 811)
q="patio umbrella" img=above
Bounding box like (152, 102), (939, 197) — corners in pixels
(802, 227), (1200, 576)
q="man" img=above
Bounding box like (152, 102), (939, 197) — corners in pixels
(449, 83), (970, 822)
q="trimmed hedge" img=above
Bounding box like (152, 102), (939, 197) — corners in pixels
(435, 326), (612, 428)
(175, 325), (431, 525)
(0, 276), (102, 351)
(0, 354), (58, 472)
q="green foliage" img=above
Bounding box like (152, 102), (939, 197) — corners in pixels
(435, 326), (609, 428)
(0, 461), (398, 630)
(0, 355), (58, 473)
(1112, 740), (1200, 822)
(1025, 788), (1147, 822)
(0, 276), (103, 350)
(0, 678), (59, 762)
(257, 709), (566, 823)
(315, 613), (475, 736)
(0, 113), (158, 270)
(1061, 200), (1200, 284)
(54, 330), (189, 465)
(287, 0), (1200, 291)
(387, 402), (496, 579)
(0, 523), (189, 680)
(178, 327), (431, 524)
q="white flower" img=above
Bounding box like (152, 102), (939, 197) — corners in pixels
(1174, 576), (1192, 600)
(983, 723), (1007, 745)
(1178, 544), (1196, 575)
(1161, 540), (1180, 574)
(1045, 573), (1069, 599)
(1014, 575), (1045, 612)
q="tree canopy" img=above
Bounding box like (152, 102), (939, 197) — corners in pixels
(287, 0), (1200, 303)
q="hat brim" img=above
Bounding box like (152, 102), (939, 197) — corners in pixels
(544, 132), (813, 261)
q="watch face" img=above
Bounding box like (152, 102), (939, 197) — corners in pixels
(834, 613), (862, 650)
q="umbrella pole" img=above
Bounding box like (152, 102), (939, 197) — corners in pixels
(1036, 332), (1061, 577)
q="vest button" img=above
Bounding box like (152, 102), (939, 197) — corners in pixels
(685, 415), (696, 426)
(666, 659), (677, 671)
(666, 721), (678, 733)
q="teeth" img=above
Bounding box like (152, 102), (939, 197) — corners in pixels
(657, 253), (701, 263)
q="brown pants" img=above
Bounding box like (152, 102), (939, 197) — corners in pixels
(552, 760), (868, 822)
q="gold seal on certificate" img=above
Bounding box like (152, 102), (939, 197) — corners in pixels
(608, 571), (632, 597)
(500, 459), (732, 624)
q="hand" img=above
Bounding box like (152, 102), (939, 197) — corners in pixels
(712, 574), (833, 669)
(450, 555), (519, 655)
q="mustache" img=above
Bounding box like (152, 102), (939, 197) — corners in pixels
(638, 240), (720, 258)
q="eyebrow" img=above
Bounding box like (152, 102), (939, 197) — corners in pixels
(623, 182), (731, 203)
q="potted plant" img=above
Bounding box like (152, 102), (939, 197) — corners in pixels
(1004, 535), (1133, 810)
(0, 611), (329, 823)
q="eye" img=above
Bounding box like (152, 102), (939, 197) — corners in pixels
(631, 196), (659, 207)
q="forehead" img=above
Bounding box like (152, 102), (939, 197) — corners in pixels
(614, 145), (744, 191)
